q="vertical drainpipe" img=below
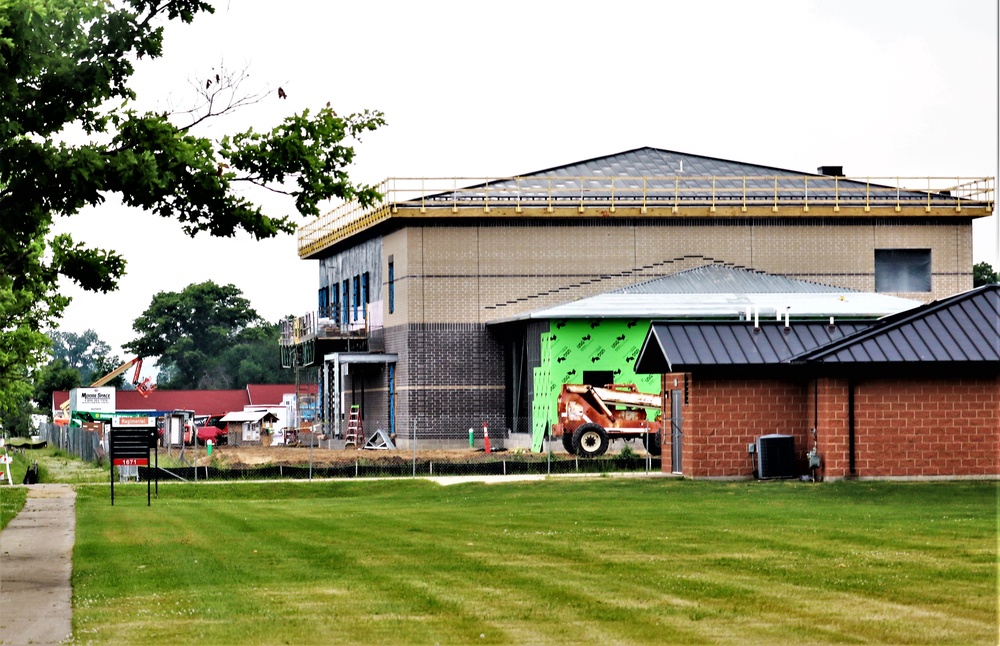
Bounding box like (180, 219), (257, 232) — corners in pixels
(848, 379), (857, 476)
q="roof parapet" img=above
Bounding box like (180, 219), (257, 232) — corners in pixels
(298, 174), (995, 258)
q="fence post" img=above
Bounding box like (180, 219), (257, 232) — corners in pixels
(412, 418), (417, 478)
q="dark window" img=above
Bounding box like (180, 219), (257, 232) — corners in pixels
(583, 371), (614, 388)
(362, 272), (370, 306)
(388, 262), (395, 314)
(353, 275), (361, 321)
(342, 279), (350, 325)
(875, 249), (931, 292)
(330, 287), (339, 323)
(318, 286), (329, 318)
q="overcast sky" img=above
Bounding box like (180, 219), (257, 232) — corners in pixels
(52, 0), (999, 372)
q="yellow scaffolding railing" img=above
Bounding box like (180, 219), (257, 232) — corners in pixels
(298, 175), (995, 258)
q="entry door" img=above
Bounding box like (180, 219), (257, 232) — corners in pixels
(670, 390), (683, 473)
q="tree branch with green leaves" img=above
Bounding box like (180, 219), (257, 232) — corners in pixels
(0, 0), (384, 415)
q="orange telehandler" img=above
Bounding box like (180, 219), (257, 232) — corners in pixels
(551, 383), (662, 458)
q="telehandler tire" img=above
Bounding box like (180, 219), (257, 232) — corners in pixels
(645, 432), (662, 456)
(573, 423), (609, 458)
(562, 431), (576, 454)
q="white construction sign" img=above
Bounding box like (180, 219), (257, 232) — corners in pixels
(69, 387), (116, 414)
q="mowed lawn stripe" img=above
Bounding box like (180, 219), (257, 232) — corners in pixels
(72, 479), (997, 644)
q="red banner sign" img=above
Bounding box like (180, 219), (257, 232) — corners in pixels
(113, 457), (149, 466)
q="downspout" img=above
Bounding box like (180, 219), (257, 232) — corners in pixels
(848, 379), (857, 476)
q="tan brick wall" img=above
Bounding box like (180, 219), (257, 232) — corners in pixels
(385, 218), (973, 325)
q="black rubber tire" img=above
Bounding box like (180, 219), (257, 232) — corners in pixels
(561, 431), (576, 454)
(645, 431), (662, 456)
(573, 423), (609, 458)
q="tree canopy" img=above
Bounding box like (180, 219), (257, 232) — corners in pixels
(0, 0), (384, 416)
(973, 262), (998, 287)
(125, 281), (285, 389)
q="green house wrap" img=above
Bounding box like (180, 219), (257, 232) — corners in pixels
(531, 319), (659, 451)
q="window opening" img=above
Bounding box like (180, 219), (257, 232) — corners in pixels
(388, 262), (395, 314)
(875, 249), (931, 292)
(342, 279), (350, 325)
(353, 275), (361, 321)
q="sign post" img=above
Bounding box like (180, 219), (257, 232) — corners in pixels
(109, 416), (158, 506)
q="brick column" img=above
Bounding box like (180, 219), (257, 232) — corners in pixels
(813, 378), (852, 479)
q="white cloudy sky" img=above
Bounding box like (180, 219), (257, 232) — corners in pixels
(53, 0), (999, 369)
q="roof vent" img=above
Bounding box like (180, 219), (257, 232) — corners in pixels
(817, 165), (843, 177)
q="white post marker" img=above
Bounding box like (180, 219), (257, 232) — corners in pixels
(0, 438), (13, 485)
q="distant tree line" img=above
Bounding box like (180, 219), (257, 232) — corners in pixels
(1, 281), (290, 436)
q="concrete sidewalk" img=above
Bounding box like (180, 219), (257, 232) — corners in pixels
(0, 484), (75, 645)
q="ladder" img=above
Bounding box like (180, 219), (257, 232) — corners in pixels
(344, 405), (364, 447)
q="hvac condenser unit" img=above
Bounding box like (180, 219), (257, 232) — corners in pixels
(756, 434), (796, 479)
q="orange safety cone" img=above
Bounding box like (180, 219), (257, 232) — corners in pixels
(483, 422), (491, 454)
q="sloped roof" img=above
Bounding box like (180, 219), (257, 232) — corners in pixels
(635, 321), (871, 373)
(220, 410), (279, 423)
(247, 384), (315, 406)
(426, 147), (953, 206)
(635, 285), (999, 376)
(489, 265), (921, 324)
(795, 284), (1000, 365)
(614, 265), (850, 294)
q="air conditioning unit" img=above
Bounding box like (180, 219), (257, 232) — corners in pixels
(756, 434), (796, 479)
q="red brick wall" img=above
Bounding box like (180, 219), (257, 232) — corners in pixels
(672, 377), (810, 478)
(671, 375), (999, 479)
(851, 378), (999, 478)
(812, 379), (851, 478)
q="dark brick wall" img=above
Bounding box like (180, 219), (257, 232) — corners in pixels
(383, 322), (506, 441)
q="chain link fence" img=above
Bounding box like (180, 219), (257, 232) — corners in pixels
(35, 422), (105, 464)
(139, 454), (662, 482)
(33, 419), (664, 483)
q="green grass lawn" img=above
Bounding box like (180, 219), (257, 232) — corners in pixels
(2, 447), (109, 529)
(71, 478), (998, 645)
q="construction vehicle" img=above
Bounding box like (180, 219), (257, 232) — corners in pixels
(58, 357), (155, 417)
(552, 383), (662, 458)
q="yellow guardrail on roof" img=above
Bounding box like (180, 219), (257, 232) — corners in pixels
(298, 175), (995, 258)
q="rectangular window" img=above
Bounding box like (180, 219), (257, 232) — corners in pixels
(342, 279), (350, 325)
(353, 275), (361, 321)
(875, 249), (931, 292)
(362, 272), (370, 307)
(388, 261), (395, 314)
(330, 287), (339, 324)
(317, 286), (329, 318)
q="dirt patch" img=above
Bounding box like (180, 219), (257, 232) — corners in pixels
(210, 446), (514, 469)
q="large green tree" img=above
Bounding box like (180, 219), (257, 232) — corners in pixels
(48, 329), (117, 385)
(124, 281), (282, 389)
(973, 261), (998, 287)
(0, 0), (384, 415)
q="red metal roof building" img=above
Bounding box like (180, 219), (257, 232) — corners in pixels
(52, 384), (317, 419)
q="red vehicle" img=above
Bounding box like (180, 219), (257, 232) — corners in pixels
(193, 414), (228, 446)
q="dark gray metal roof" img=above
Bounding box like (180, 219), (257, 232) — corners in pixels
(635, 285), (1000, 375)
(635, 321), (871, 373)
(423, 147), (961, 206)
(796, 284), (1000, 365)
(613, 265), (852, 295)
